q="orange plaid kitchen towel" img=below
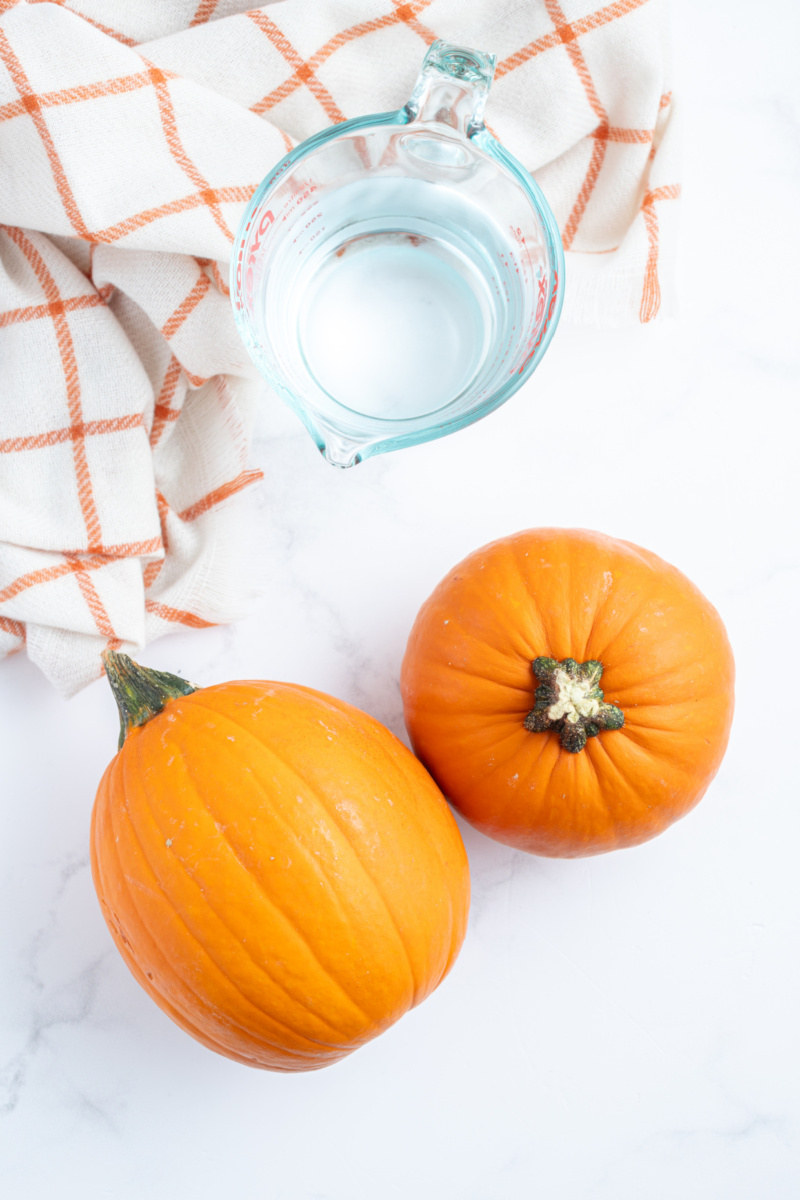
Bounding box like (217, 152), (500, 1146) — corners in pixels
(0, 0), (679, 694)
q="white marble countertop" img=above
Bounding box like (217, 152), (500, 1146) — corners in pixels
(2, 2), (799, 1196)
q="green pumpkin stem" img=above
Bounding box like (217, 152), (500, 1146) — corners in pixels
(524, 656), (624, 753)
(102, 650), (197, 749)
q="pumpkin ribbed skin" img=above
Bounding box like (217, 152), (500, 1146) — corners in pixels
(400, 528), (735, 858)
(91, 681), (469, 1071)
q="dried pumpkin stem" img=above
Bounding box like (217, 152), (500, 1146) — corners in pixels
(524, 656), (624, 753)
(102, 650), (197, 749)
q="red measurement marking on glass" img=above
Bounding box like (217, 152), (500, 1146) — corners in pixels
(514, 268), (559, 376)
(236, 207), (275, 309)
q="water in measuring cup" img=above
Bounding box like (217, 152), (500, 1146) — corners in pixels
(269, 177), (524, 423)
(300, 233), (488, 419)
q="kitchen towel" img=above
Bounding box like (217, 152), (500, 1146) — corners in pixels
(0, 0), (679, 694)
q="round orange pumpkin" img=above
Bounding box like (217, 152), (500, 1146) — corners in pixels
(401, 528), (735, 857)
(91, 653), (469, 1071)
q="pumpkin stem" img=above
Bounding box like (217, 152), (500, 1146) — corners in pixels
(102, 650), (197, 749)
(524, 656), (624, 753)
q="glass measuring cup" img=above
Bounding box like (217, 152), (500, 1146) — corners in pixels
(231, 40), (564, 467)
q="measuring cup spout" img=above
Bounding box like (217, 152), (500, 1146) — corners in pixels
(318, 427), (370, 469)
(405, 39), (497, 137)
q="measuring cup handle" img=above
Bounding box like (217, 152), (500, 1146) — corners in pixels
(404, 39), (497, 138)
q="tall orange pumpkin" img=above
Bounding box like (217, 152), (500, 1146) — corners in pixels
(401, 528), (735, 857)
(91, 653), (469, 1071)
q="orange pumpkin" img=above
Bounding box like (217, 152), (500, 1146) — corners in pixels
(401, 528), (735, 857)
(91, 653), (469, 1071)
